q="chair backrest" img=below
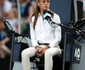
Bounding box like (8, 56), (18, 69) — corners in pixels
(59, 26), (74, 62)
(59, 26), (71, 49)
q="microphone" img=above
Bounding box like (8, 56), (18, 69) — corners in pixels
(2, 19), (14, 36)
(2, 19), (13, 31)
(43, 10), (53, 24)
(43, 10), (65, 28)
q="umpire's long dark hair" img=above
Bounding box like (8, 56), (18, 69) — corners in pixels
(31, 0), (54, 29)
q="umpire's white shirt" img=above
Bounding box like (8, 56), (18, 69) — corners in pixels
(30, 13), (61, 48)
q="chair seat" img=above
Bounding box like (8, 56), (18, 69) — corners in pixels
(30, 50), (63, 70)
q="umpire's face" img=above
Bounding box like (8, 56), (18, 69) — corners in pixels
(37, 0), (50, 11)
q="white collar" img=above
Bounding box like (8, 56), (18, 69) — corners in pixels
(38, 13), (41, 17)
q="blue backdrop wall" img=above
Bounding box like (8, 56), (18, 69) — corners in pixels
(50, 0), (72, 24)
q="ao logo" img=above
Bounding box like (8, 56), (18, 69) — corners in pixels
(74, 48), (80, 59)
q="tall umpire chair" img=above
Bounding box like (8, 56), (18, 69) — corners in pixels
(30, 26), (74, 70)
(12, 25), (74, 70)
